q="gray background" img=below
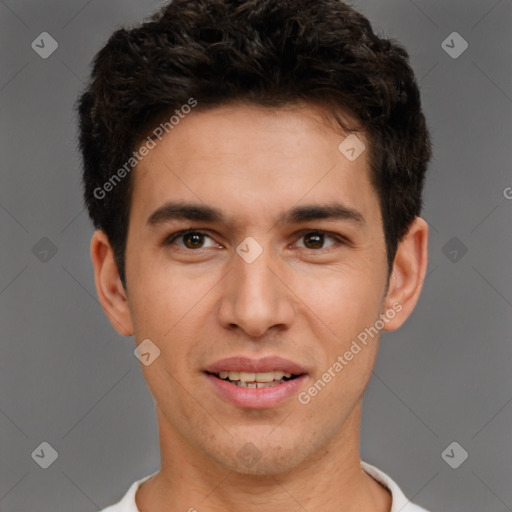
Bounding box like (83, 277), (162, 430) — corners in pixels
(1, 1), (511, 511)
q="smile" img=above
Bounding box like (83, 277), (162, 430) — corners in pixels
(210, 370), (301, 388)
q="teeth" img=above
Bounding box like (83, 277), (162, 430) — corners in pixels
(235, 380), (283, 388)
(218, 370), (293, 383)
(239, 371), (256, 382)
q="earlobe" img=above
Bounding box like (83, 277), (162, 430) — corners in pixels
(382, 217), (429, 331)
(90, 230), (134, 337)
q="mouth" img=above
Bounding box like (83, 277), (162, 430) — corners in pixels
(203, 356), (308, 408)
(206, 370), (303, 388)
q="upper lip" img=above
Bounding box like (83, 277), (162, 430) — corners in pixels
(204, 356), (307, 375)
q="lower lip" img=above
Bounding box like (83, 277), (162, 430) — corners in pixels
(205, 373), (308, 409)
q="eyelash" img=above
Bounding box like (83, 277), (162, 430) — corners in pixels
(164, 229), (348, 252)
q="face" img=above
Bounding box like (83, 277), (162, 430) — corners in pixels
(95, 102), (424, 476)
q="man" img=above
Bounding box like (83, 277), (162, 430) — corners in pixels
(78, 0), (432, 510)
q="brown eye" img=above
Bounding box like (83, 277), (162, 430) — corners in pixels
(296, 231), (341, 251)
(182, 232), (205, 249)
(166, 230), (218, 250)
(303, 232), (325, 249)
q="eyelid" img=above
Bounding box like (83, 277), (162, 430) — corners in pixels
(292, 229), (349, 250)
(164, 229), (218, 248)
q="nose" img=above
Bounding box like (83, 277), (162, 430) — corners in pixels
(216, 243), (296, 338)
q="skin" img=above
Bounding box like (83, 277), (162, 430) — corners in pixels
(91, 102), (428, 512)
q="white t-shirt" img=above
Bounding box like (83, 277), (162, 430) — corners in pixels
(100, 461), (430, 511)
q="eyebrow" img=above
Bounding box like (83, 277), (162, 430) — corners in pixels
(279, 203), (364, 226)
(146, 201), (365, 228)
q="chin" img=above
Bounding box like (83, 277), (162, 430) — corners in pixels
(207, 438), (311, 476)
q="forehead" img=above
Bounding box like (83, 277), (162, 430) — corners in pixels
(130, 103), (379, 229)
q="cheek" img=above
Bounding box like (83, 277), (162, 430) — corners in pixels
(292, 262), (385, 339)
(127, 250), (200, 334)
(128, 261), (216, 371)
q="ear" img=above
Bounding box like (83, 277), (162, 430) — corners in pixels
(90, 230), (134, 336)
(382, 217), (429, 331)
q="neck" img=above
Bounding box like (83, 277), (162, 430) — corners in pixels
(136, 403), (391, 512)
